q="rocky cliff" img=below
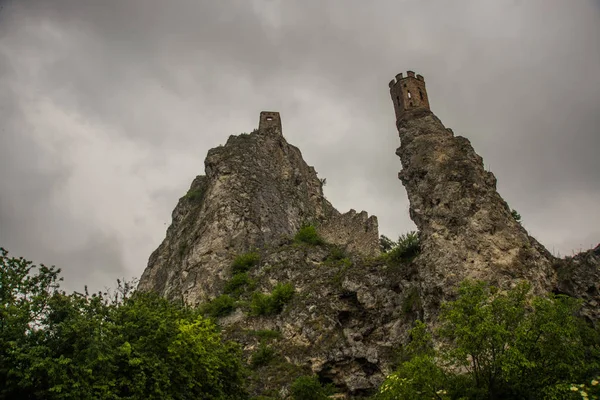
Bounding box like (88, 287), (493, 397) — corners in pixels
(138, 87), (598, 397)
(138, 113), (379, 305)
(394, 108), (557, 320)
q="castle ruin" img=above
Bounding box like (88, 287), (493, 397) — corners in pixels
(258, 111), (282, 133)
(388, 71), (430, 123)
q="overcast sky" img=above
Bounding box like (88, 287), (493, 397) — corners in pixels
(1, 0), (599, 293)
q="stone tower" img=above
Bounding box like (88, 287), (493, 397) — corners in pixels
(388, 71), (430, 123)
(258, 111), (282, 133)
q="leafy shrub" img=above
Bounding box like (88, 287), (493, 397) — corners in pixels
(327, 246), (346, 261)
(224, 272), (253, 297)
(401, 287), (421, 316)
(386, 231), (420, 264)
(0, 247), (247, 399)
(200, 294), (235, 318)
(250, 342), (276, 368)
(325, 246), (352, 271)
(294, 225), (324, 245)
(377, 280), (600, 399)
(290, 375), (335, 400)
(250, 283), (295, 316)
(232, 251), (260, 274)
(379, 234), (396, 253)
(184, 187), (204, 202)
(511, 208), (522, 223)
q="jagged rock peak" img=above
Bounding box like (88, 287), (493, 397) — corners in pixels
(138, 112), (379, 305)
(389, 71), (556, 315)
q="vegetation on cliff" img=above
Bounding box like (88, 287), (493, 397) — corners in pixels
(377, 280), (600, 400)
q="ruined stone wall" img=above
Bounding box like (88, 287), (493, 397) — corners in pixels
(318, 209), (380, 257)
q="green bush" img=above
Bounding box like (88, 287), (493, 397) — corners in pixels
(250, 283), (295, 316)
(511, 208), (522, 223)
(200, 294), (236, 318)
(376, 280), (600, 399)
(0, 247), (247, 399)
(294, 225), (324, 245)
(250, 342), (276, 368)
(224, 272), (253, 297)
(401, 287), (421, 316)
(386, 231), (420, 264)
(232, 252), (260, 274)
(184, 187), (204, 202)
(379, 234), (396, 253)
(290, 375), (335, 400)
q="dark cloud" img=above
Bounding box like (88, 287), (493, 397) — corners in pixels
(1, 0), (598, 292)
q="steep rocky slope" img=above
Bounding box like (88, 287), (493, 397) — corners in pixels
(138, 114), (379, 305)
(394, 108), (556, 320)
(138, 84), (598, 397)
(555, 244), (600, 323)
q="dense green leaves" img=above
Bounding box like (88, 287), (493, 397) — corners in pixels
(294, 225), (324, 245)
(380, 231), (421, 264)
(250, 283), (294, 316)
(231, 252), (260, 274)
(0, 248), (247, 400)
(290, 375), (335, 400)
(377, 280), (600, 399)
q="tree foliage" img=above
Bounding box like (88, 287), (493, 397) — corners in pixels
(290, 375), (335, 400)
(380, 231), (421, 264)
(250, 283), (295, 316)
(377, 280), (600, 399)
(294, 225), (324, 245)
(0, 247), (247, 400)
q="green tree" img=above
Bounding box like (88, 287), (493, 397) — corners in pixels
(379, 235), (396, 253)
(384, 231), (421, 265)
(511, 209), (522, 224)
(0, 248), (247, 400)
(377, 321), (451, 400)
(290, 375), (335, 400)
(377, 280), (600, 399)
(294, 225), (324, 245)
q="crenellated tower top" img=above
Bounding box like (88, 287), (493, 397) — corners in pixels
(388, 71), (430, 122)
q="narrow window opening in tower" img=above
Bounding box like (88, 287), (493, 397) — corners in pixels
(266, 117), (273, 121)
(396, 96), (400, 106)
(410, 102), (413, 107)
(419, 89), (423, 100)
(407, 91), (412, 99)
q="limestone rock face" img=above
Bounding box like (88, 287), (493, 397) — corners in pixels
(138, 106), (597, 397)
(555, 244), (600, 323)
(395, 109), (556, 317)
(138, 127), (379, 305)
(220, 245), (419, 396)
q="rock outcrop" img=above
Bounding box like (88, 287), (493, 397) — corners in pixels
(394, 108), (556, 318)
(138, 76), (598, 397)
(138, 113), (379, 305)
(555, 244), (600, 324)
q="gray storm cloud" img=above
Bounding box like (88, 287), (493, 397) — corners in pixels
(1, 0), (599, 292)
